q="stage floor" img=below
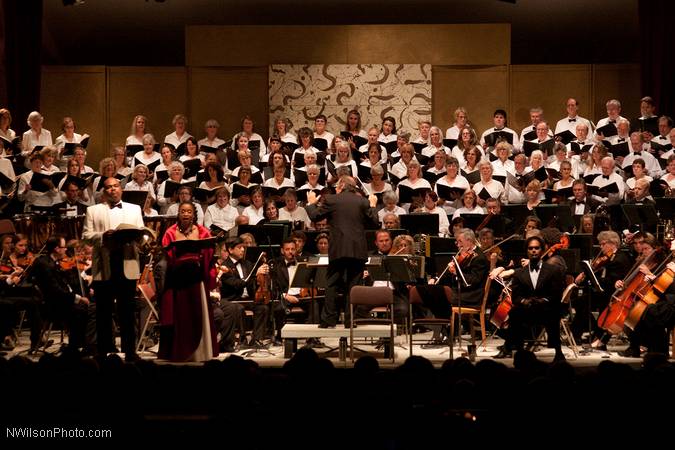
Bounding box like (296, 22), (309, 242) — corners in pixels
(3, 328), (652, 369)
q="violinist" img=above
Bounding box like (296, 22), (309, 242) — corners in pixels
(9, 234), (33, 270)
(271, 238), (319, 344)
(494, 236), (566, 362)
(571, 230), (631, 349)
(31, 235), (90, 354)
(430, 228), (488, 308)
(218, 236), (269, 350)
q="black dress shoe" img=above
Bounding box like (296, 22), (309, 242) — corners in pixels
(618, 348), (641, 358)
(494, 349), (513, 359)
(553, 352), (566, 363)
(318, 322), (335, 329)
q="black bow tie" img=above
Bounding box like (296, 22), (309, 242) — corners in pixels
(568, 118), (576, 122)
(109, 202), (122, 209)
(286, 261), (296, 268)
(634, 152), (642, 156)
(529, 262), (540, 273)
(609, 119), (616, 124)
(660, 136), (667, 140)
(575, 200), (585, 205)
(617, 138), (625, 142)
(602, 175), (610, 180)
(494, 128), (502, 132)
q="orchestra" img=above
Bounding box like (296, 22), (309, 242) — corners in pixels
(1, 103), (675, 363)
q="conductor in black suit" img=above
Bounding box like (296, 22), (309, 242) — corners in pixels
(306, 175), (379, 328)
(495, 235), (566, 362)
(567, 179), (601, 216)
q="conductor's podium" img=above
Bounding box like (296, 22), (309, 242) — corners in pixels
(281, 324), (397, 361)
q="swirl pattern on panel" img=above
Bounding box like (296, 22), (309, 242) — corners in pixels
(269, 64), (431, 136)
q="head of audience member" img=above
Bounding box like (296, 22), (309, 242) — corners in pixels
(313, 218), (329, 231)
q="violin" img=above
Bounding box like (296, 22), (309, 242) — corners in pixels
(13, 253), (35, 269)
(59, 255), (89, 271)
(254, 252), (271, 304)
(455, 248), (476, 266)
(215, 262), (231, 283)
(541, 234), (570, 259)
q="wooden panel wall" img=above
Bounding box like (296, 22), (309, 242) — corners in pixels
(41, 66), (106, 164)
(189, 67), (268, 142)
(186, 24), (511, 67)
(433, 65), (510, 137)
(40, 63), (641, 166)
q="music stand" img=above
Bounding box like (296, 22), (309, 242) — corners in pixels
(621, 204), (659, 233)
(500, 204), (529, 233)
(655, 198), (675, 219)
(535, 204), (575, 233)
(568, 233), (594, 261)
(447, 255), (471, 359)
(289, 261), (325, 323)
(400, 213), (439, 236)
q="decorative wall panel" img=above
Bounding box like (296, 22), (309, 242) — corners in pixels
(269, 64), (431, 137)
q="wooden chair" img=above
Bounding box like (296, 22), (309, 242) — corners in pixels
(349, 286), (395, 362)
(449, 273), (492, 352)
(408, 285), (453, 357)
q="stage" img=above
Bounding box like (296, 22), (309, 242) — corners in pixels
(3, 326), (650, 369)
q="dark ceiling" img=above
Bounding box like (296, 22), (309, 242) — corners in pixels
(41, 0), (640, 66)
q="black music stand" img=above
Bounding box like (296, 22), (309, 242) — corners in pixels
(289, 261), (326, 323)
(621, 204), (659, 234)
(535, 204), (575, 233)
(400, 213), (439, 236)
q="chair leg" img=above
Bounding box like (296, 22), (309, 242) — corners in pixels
(560, 319), (579, 359)
(479, 315), (487, 350)
(469, 316), (476, 347)
(450, 311), (456, 355)
(349, 305), (354, 363)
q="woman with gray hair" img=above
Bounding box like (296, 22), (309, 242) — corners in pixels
(22, 111), (53, 159)
(198, 119), (227, 154)
(157, 161), (186, 213)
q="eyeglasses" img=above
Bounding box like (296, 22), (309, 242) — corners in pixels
(527, 246), (541, 250)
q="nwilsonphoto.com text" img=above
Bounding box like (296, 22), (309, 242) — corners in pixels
(6, 426), (112, 439)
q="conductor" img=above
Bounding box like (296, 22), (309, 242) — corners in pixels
(306, 175), (378, 328)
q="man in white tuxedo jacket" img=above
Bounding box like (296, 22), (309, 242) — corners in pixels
(82, 177), (144, 361)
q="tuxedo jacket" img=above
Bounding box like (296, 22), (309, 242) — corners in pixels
(81, 201), (145, 281)
(53, 200), (88, 216)
(510, 262), (565, 307)
(446, 248), (489, 306)
(306, 190), (378, 261)
(219, 257), (257, 303)
(565, 196), (601, 216)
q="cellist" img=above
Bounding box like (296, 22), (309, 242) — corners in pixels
(571, 230), (631, 350)
(617, 235), (673, 357)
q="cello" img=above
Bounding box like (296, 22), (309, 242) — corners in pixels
(597, 248), (662, 334)
(624, 252), (675, 330)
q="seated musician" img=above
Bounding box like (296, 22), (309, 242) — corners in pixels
(0, 233), (45, 353)
(429, 228), (488, 308)
(31, 235), (92, 354)
(53, 179), (88, 216)
(614, 234), (669, 357)
(571, 230), (631, 349)
(217, 237), (269, 349)
(271, 238), (320, 344)
(494, 235), (566, 362)
(359, 234), (414, 325)
(290, 230), (312, 261)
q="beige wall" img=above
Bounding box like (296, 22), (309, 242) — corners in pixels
(186, 24), (511, 67)
(41, 66), (106, 164)
(433, 65), (510, 136)
(40, 62), (641, 166)
(189, 67), (268, 143)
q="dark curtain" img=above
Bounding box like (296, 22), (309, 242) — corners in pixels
(639, 0), (675, 117)
(3, 0), (42, 135)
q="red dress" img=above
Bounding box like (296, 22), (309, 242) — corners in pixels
(159, 224), (218, 362)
